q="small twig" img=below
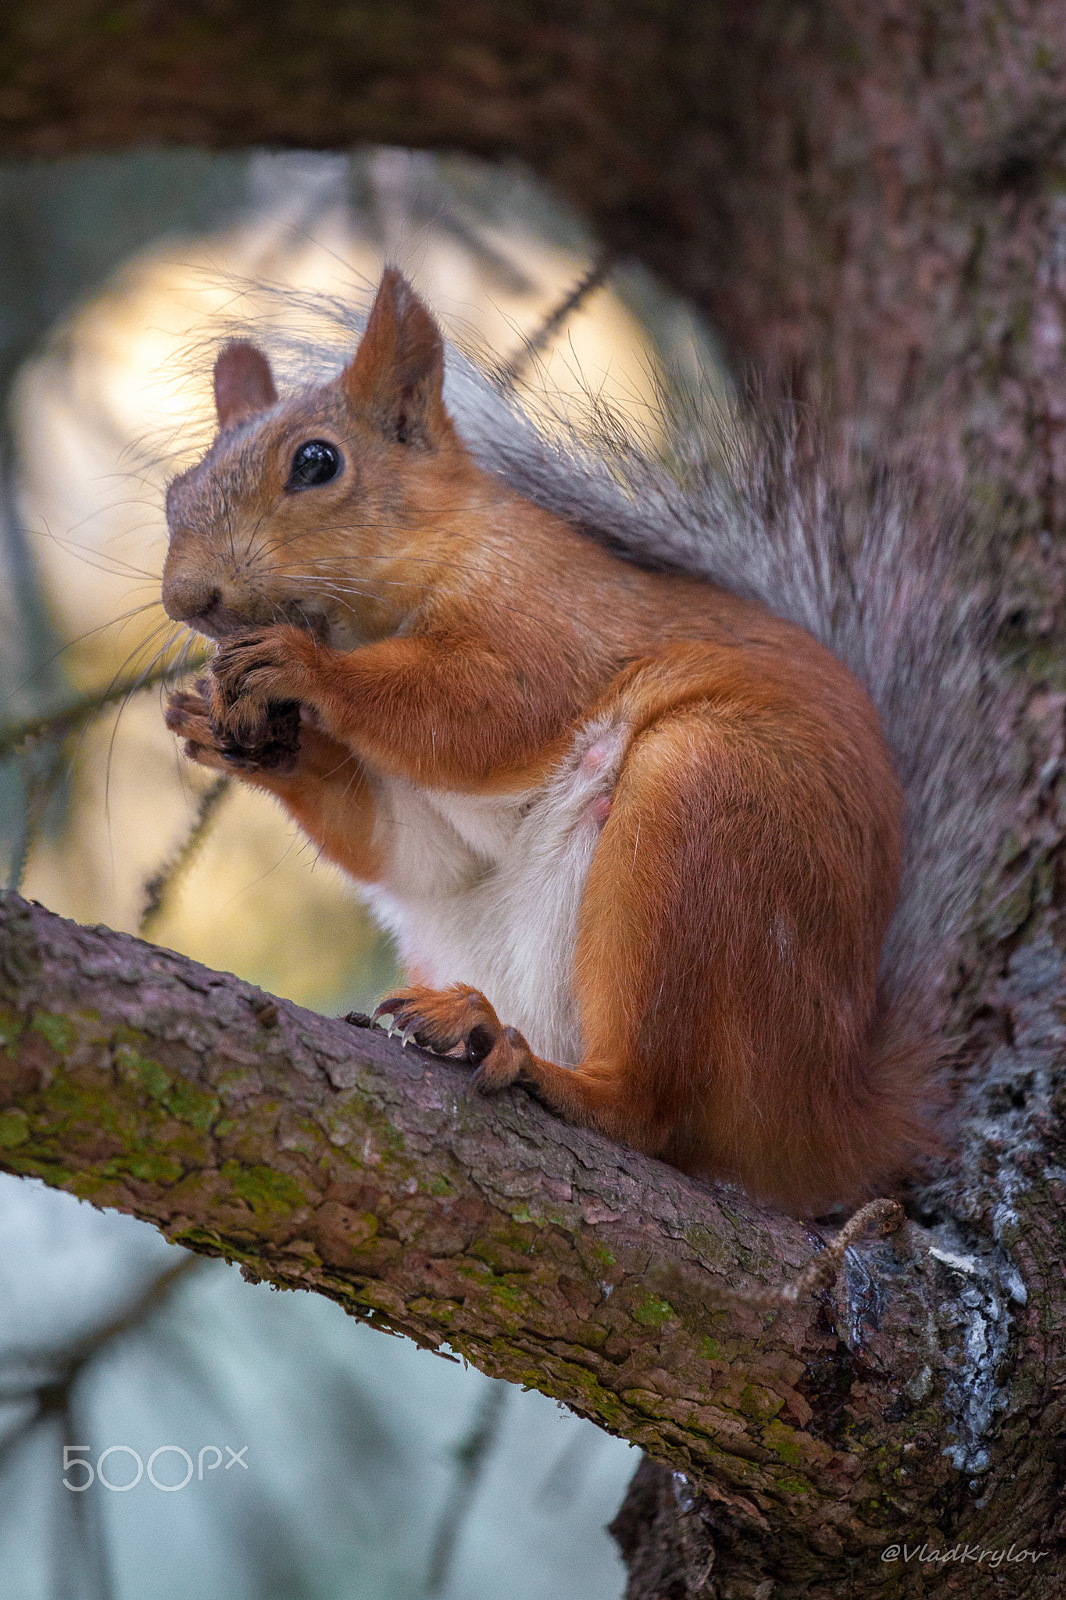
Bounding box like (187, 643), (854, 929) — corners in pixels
(0, 1256), (200, 1600)
(139, 775), (231, 937)
(7, 742), (68, 892)
(495, 248), (615, 383)
(59, 1391), (116, 1600)
(69, 1256), (203, 1364)
(725, 1199), (905, 1310)
(0, 1256), (202, 1469)
(425, 1380), (508, 1595)
(0, 650), (210, 761)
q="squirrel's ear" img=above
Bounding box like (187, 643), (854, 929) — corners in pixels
(342, 269), (450, 448)
(213, 341), (278, 431)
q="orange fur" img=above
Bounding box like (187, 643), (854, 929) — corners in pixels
(162, 267), (928, 1214)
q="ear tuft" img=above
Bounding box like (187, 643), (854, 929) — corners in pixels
(342, 269), (450, 448)
(213, 341), (278, 431)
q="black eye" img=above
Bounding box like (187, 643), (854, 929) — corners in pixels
(285, 440), (341, 490)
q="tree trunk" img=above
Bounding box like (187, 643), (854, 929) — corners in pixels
(2, 2), (1066, 1595)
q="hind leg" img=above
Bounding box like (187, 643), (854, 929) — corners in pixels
(372, 636), (902, 1209)
(373, 978), (648, 1138)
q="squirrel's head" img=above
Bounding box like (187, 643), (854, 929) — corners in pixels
(162, 268), (480, 649)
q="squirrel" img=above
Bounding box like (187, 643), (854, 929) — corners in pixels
(160, 266), (1000, 1216)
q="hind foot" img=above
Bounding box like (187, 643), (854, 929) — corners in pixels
(371, 983), (534, 1091)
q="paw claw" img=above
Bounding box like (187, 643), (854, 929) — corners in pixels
(371, 983), (532, 1083)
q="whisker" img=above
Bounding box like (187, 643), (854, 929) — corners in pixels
(0, 601), (175, 715)
(101, 621), (197, 813)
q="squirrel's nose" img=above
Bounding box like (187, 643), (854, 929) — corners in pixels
(161, 567), (249, 638)
(161, 567), (220, 625)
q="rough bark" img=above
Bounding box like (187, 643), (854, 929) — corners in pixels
(0, 888), (1053, 1598)
(3, 0), (1066, 1594)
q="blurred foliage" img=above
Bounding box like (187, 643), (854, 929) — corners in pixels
(0, 152), (260, 881)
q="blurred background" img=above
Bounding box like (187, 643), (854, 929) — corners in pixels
(0, 147), (722, 1599)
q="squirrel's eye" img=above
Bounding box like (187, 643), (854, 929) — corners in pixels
(286, 440), (342, 490)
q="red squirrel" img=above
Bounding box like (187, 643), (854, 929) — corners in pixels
(161, 267), (982, 1215)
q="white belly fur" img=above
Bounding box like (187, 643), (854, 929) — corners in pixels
(359, 713), (630, 1065)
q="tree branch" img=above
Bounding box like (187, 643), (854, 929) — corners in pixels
(0, 888), (1019, 1569)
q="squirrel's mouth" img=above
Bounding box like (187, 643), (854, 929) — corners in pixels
(186, 598), (333, 644)
(187, 601), (248, 642)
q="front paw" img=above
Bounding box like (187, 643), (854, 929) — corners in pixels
(165, 682), (300, 773)
(372, 983), (534, 1092)
(210, 627), (316, 740)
